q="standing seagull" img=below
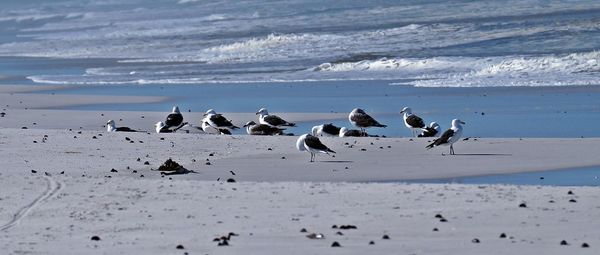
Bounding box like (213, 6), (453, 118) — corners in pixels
(400, 107), (425, 137)
(426, 119), (465, 155)
(256, 108), (295, 127)
(296, 134), (336, 162)
(244, 121), (285, 136)
(312, 123), (341, 137)
(164, 106), (187, 131)
(106, 120), (139, 132)
(348, 108), (386, 136)
(418, 122), (440, 137)
(203, 109), (239, 132)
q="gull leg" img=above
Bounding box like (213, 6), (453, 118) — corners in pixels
(450, 145), (454, 155)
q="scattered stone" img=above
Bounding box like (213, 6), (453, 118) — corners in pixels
(132, 170), (137, 173)
(568, 190), (574, 195)
(360, 148), (366, 151)
(331, 241), (341, 247)
(300, 228), (307, 233)
(176, 244), (184, 250)
(432, 228), (439, 232)
(160, 137), (165, 140)
(339, 225), (357, 230)
(60, 171), (64, 175)
(31, 170), (37, 174)
(281, 156), (286, 159)
(331, 225), (338, 229)
(226, 178), (236, 183)
(434, 214), (443, 218)
(560, 240), (569, 246)
(92, 136), (97, 139)
(267, 148), (272, 151)
(140, 174), (144, 178)
(582, 243), (590, 248)
(144, 161), (150, 165)
(369, 241), (375, 245)
(205, 162), (212, 165)
(440, 218), (448, 222)
(382, 234), (390, 240)
(472, 238), (480, 243)
(90, 236), (101, 241)
(136, 158), (141, 162)
(519, 203), (527, 208)
(499, 233), (507, 238)
(569, 199), (577, 203)
(335, 231), (343, 236)
(110, 168), (118, 173)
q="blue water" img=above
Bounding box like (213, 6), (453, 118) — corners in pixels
(0, 0), (597, 86)
(406, 166), (600, 186)
(27, 79), (600, 138)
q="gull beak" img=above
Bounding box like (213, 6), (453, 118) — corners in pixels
(255, 112), (259, 115)
(400, 110), (405, 114)
(461, 121), (466, 124)
(203, 113), (207, 117)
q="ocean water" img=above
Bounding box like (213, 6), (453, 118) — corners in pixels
(0, 1), (599, 139)
(0, 0), (598, 87)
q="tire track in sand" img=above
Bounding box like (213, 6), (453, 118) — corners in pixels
(0, 175), (62, 231)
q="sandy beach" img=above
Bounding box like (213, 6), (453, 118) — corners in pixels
(1, 87), (599, 254)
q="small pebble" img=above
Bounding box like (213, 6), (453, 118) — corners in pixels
(569, 199), (577, 203)
(582, 243), (590, 248)
(300, 228), (307, 233)
(331, 241), (341, 247)
(560, 240), (568, 246)
(432, 228), (439, 232)
(90, 236), (101, 241)
(144, 161), (150, 165)
(110, 168), (118, 173)
(499, 233), (507, 238)
(226, 178), (236, 183)
(176, 244), (184, 250)
(382, 234), (390, 240)
(519, 203), (527, 208)
(369, 241), (375, 245)
(472, 238), (480, 243)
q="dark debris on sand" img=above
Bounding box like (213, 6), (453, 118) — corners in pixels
(157, 158), (189, 174)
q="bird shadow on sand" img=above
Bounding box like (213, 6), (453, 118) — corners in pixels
(443, 153), (512, 156)
(160, 169), (200, 175)
(317, 160), (354, 163)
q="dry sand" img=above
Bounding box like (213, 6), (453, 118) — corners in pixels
(0, 87), (599, 254)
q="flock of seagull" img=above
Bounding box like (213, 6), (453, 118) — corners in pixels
(106, 106), (465, 162)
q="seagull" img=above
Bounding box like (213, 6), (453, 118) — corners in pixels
(311, 123), (341, 137)
(256, 108), (295, 127)
(165, 106), (186, 131)
(106, 120), (138, 132)
(400, 107), (426, 137)
(426, 119), (465, 155)
(296, 134), (336, 162)
(339, 127), (364, 137)
(155, 121), (187, 133)
(243, 121), (285, 135)
(201, 120), (232, 135)
(418, 122), (440, 137)
(348, 108), (386, 136)
(203, 109), (239, 132)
